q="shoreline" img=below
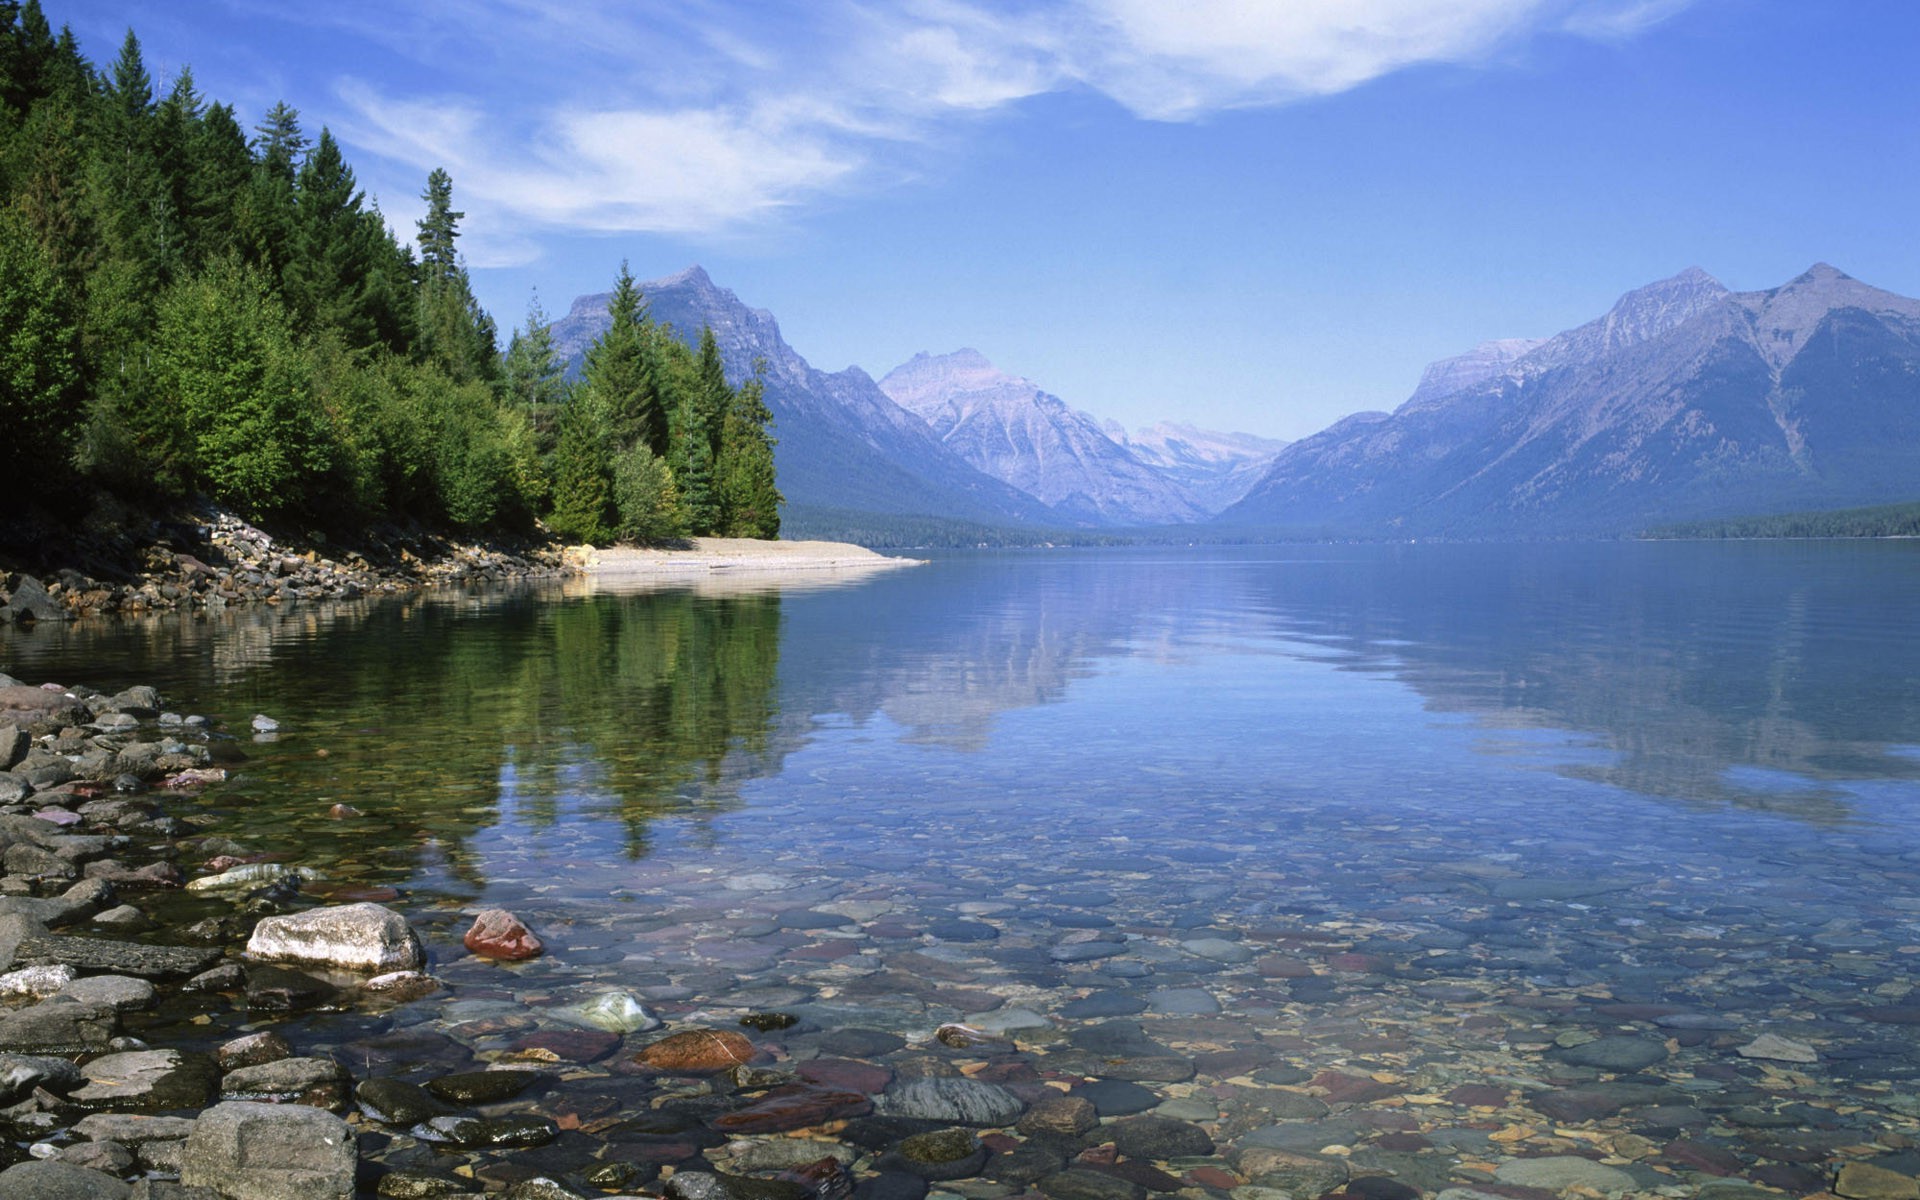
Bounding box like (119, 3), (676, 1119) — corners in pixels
(566, 538), (923, 577)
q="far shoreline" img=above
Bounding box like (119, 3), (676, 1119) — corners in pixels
(565, 536), (925, 577)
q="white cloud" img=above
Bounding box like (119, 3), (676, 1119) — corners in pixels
(313, 0), (1697, 248)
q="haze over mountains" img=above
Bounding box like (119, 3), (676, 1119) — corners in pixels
(551, 262), (1920, 541)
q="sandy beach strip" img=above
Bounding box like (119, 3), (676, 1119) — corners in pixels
(566, 537), (923, 577)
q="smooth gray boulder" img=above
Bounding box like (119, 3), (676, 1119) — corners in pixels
(71, 1048), (218, 1110)
(180, 1101), (355, 1200)
(245, 902), (423, 972)
(0, 1159), (132, 1199)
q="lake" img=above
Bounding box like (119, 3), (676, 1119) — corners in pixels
(5, 540), (1920, 1195)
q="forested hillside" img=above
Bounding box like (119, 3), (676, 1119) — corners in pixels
(0, 2), (777, 547)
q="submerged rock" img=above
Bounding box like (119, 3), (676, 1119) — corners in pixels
(463, 908), (543, 960)
(245, 902), (424, 972)
(636, 1028), (757, 1073)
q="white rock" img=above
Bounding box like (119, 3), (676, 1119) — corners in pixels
(250, 714), (280, 733)
(0, 964), (76, 999)
(246, 902), (423, 972)
(565, 992), (661, 1033)
(1737, 1032), (1818, 1063)
(185, 863), (294, 892)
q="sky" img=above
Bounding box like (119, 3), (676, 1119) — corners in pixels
(58, 0), (1920, 440)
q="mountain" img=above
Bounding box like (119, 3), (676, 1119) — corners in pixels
(1107, 421), (1289, 514)
(878, 350), (1204, 525)
(548, 268), (1058, 528)
(1221, 264), (1920, 536)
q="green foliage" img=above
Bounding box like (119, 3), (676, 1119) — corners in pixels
(147, 257), (332, 514)
(1645, 500), (1920, 540)
(548, 389), (616, 543)
(0, 7), (780, 542)
(716, 364), (781, 538)
(0, 212), (81, 481)
(614, 443), (683, 542)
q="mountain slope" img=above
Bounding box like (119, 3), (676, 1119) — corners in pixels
(879, 350), (1204, 525)
(1221, 264), (1920, 536)
(1108, 421), (1289, 514)
(549, 268), (1058, 527)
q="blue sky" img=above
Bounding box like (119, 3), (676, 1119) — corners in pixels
(60, 1), (1920, 439)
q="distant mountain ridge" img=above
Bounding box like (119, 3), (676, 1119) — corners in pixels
(548, 268), (1059, 527)
(1222, 263), (1920, 536)
(878, 350), (1207, 525)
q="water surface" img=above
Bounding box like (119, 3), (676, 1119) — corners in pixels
(6, 540), (1920, 1193)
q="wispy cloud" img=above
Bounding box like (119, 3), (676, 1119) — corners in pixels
(310, 0), (1696, 258)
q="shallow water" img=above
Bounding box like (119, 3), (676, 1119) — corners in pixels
(7, 540), (1920, 1194)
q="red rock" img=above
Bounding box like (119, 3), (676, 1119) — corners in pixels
(306, 883), (402, 903)
(634, 1029), (756, 1074)
(512, 1029), (621, 1063)
(464, 909), (543, 960)
(1446, 1084), (1510, 1107)
(1312, 1071), (1403, 1105)
(711, 1084), (870, 1132)
(1186, 1168), (1242, 1190)
(796, 1057), (892, 1094)
(788, 941), (860, 961)
(1661, 1139), (1741, 1176)
(1326, 953), (1393, 974)
(1256, 956), (1315, 978)
(328, 803), (362, 818)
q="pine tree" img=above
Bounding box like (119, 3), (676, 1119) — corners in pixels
(0, 213), (82, 484)
(548, 389), (615, 544)
(716, 361), (780, 538)
(666, 393), (717, 534)
(414, 168), (497, 384)
(582, 261), (661, 455)
(502, 294), (566, 446)
(289, 128), (377, 348)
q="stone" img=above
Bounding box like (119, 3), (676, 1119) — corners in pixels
(882, 1128), (987, 1180)
(1549, 1035), (1669, 1071)
(71, 1049), (218, 1110)
(1072, 1080), (1162, 1117)
(0, 1160), (132, 1199)
(246, 902), (423, 972)
(1738, 1032), (1818, 1063)
(374, 1168), (473, 1197)
(0, 725), (27, 770)
(0, 1052), (83, 1102)
(180, 1101), (356, 1200)
(1181, 937), (1253, 963)
(1145, 987), (1220, 1015)
(566, 990), (659, 1032)
(636, 1028), (757, 1073)
(1051, 942), (1127, 963)
(246, 965), (337, 1011)
(60, 974), (155, 1011)
(1039, 1168), (1147, 1200)
(876, 1077), (1025, 1125)
(71, 1113), (199, 1145)
(713, 1085), (872, 1132)
(56, 1139), (133, 1173)
(216, 1030), (294, 1071)
(357, 1077), (454, 1126)
(1020, 1094), (1099, 1137)
(0, 578), (68, 624)
(1493, 1156), (1638, 1193)
(463, 908), (543, 960)
(0, 998), (117, 1054)
(221, 1056), (353, 1109)
(12, 934), (221, 979)
(502, 1180), (587, 1200)
(1237, 1148), (1349, 1196)
(411, 1114), (556, 1149)
(0, 963), (76, 998)
(185, 863), (295, 892)
(1111, 1116), (1214, 1160)
(1836, 1163), (1920, 1200)
(426, 1068), (540, 1104)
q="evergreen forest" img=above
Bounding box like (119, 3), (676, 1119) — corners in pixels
(0, 2), (780, 544)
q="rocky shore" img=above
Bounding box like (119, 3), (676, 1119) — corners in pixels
(2, 672), (1917, 1200)
(0, 507), (568, 623)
